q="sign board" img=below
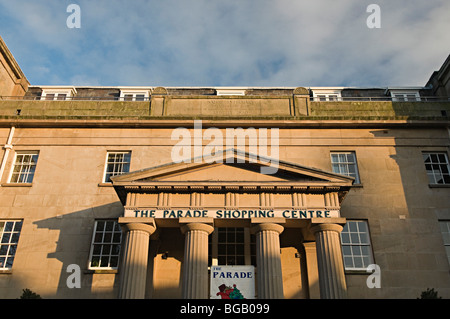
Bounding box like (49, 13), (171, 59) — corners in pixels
(210, 265), (256, 299)
(125, 208), (339, 219)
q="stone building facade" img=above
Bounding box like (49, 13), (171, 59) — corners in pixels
(0, 37), (449, 299)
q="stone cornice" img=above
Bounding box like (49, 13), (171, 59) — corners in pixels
(0, 118), (448, 129)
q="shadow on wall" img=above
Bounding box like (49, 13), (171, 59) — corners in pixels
(368, 126), (450, 299)
(31, 202), (124, 298)
(29, 202), (186, 299)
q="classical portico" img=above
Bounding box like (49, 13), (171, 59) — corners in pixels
(111, 150), (353, 299)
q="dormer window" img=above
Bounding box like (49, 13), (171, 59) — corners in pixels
(388, 88), (421, 102)
(119, 89), (150, 101)
(41, 87), (76, 100)
(311, 88), (342, 101)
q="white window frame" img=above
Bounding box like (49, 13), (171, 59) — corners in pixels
(340, 220), (374, 271)
(423, 152), (450, 185)
(311, 88), (343, 101)
(119, 89), (150, 101)
(103, 151), (131, 183)
(330, 151), (361, 184)
(88, 220), (122, 270)
(439, 220), (450, 265)
(389, 89), (421, 102)
(0, 220), (23, 269)
(8, 151), (39, 184)
(41, 87), (76, 101)
(209, 227), (255, 266)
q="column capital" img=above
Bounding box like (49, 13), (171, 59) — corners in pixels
(251, 222), (284, 235)
(120, 221), (156, 235)
(309, 217), (346, 235)
(310, 223), (343, 234)
(181, 222), (214, 235)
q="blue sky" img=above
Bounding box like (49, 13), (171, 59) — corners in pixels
(1, 0), (449, 88)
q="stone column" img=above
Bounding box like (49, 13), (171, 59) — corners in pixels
(251, 223), (284, 299)
(118, 221), (156, 299)
(303, 241), (320, 299)
(181, 222), (214, 299)
(309, 220), (347, 299)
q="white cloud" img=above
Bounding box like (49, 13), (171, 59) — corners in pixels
(0, 0), (449, 87)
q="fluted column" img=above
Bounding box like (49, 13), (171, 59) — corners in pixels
(181, 222), (214, 299)
(310, 222), (347, 299)
(251, 223), (284, 299)
(119, 222), (156, 299)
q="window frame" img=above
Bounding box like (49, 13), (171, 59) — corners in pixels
(330, 151), (361, 184)
(340, 220), (374, 272)
(439, 220), (450, 266)
(102, 151), (132, 183)
(311, 88), (343, 101)
(0, 220), (23, 270)
(88, 220), (122, 270)
(8, 151), (39, 184)
(422, 152), (450, 185)
(209, 227), (255, 267)
(40, 87), (76, 101)
(390, 91), (421, 102)
(119, 90), (150, 101)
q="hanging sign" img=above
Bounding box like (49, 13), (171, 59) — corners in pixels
(210, 265), (256, 299)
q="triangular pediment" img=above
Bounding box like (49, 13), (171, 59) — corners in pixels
(111, 149), (354, 185)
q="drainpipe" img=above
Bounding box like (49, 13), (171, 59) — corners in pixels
(0, 126), (15, 181)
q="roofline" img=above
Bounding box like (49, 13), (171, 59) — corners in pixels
(29, 85), (427, 90)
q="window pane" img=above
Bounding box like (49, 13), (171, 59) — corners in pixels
(1, 233), (10, 244)
(354, 257), (363, 269)
(93, 244), (101, 255)
(359, 232), (369, 244)
(105, 221), (114, 231)
(103, 232), (112, 243)
(100, 256), (110, 267)
(218, 244), (226, 255)
(13, 222), (22, 232)
(348, 222), (357, 232)
(342, 246), (351, 256)
(344, 257), (353, 268)
(5, 222), (14, 232)
(110, 256), (119, 267)
(113, 233), (121, 243)
(111, 244), (120, 255)
(91, 256), (100, 267)
(341, 233), (350, 244)
(10, 233), (20, 244)
(6, 257), (14, 268)
(0, 245), (8, 255)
